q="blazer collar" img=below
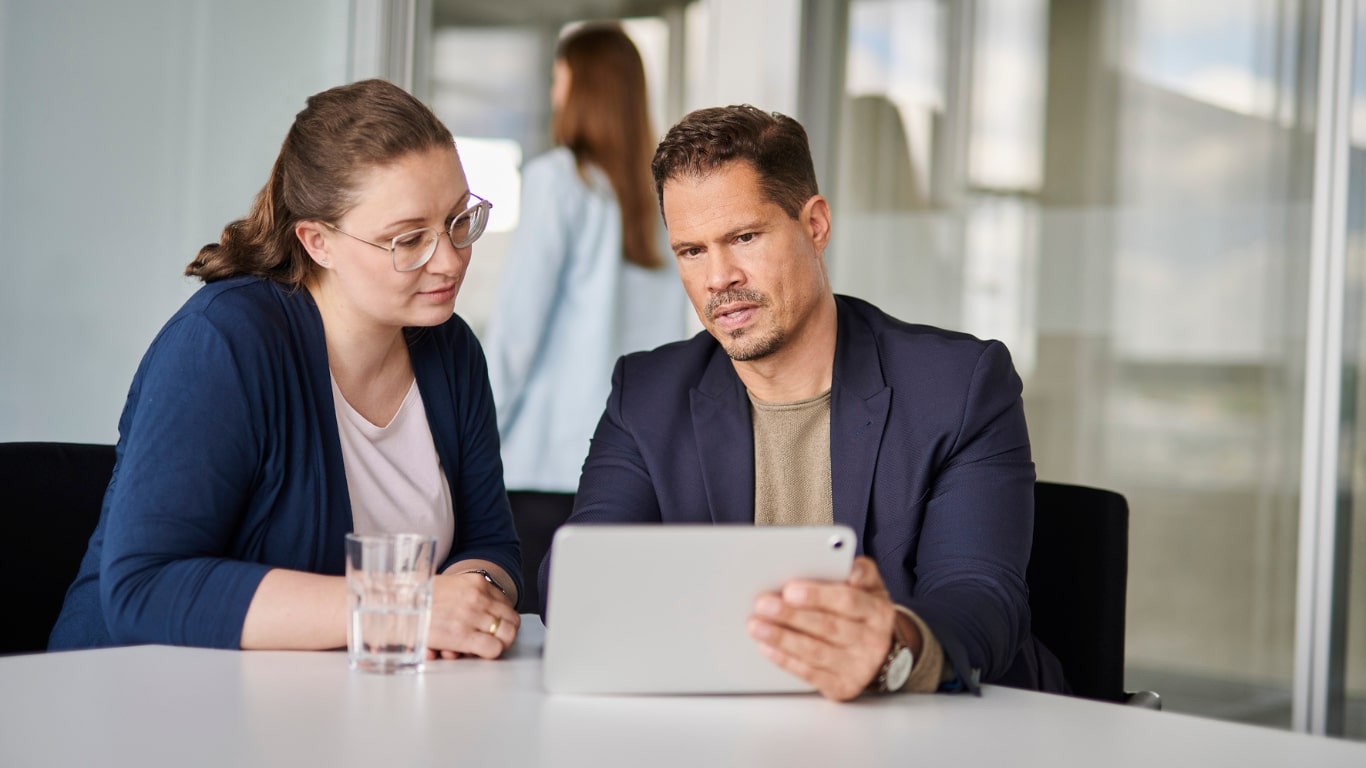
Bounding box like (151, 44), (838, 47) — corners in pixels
(689, 296), (892, 546)
(691, 347), (755, 524)
(829, 297), (891, 551)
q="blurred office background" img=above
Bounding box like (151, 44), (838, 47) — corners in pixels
(0, 0), (1362, 739)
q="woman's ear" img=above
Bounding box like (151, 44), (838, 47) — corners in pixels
(296, 221), (332, 267)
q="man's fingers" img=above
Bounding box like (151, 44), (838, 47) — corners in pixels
(847, 556), (888, 590)
(753, 638), (867, 702)
(754, 594), (865, 646)
(777, 579), (884, 621)
(749, 616), (888, 699)
(747, 561), (900, 701)
(747, 616), (843, 669)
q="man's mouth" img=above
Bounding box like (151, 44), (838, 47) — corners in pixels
(706, 290), (766, 325)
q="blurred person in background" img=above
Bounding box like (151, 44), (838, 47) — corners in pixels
(483, 22), (689, 613)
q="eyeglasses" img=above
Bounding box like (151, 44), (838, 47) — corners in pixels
(324, 193), (493, 272)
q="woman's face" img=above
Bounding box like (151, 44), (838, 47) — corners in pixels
(551, 58), (571, 113)
(308, 145), (473, 333)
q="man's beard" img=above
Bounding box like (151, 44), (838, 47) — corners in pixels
(706, 289), (781, 361)
(722, 329), (783, 361)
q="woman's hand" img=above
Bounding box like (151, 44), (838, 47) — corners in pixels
(426, 569), (521, 659)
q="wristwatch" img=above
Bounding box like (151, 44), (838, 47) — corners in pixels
(870, 633), (915, 693)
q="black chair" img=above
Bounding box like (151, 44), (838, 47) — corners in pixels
(508, 492), (575, 615)
(1028, 481), (1159, 708)
(1, 442), (115, 654)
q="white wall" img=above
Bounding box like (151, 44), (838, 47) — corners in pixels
(0, 0), (351, 442)
(691, 0), (802, 116)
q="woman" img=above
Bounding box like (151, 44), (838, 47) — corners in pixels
(482, 24), (689, 612)
(49, 79), (522, 658)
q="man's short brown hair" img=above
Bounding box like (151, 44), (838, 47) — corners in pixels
(651, 105), (818, 222)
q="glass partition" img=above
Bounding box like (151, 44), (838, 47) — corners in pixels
(1340, 0), (1366, 740)
(421, 0), (1362, 735)
(830, 0), (1330, 730)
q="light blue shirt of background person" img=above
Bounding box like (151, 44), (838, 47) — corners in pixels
(484, 147), (692, 493)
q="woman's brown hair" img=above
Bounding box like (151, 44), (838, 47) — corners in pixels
(552, 23), (663, 269)
(186, 79), (455, 286)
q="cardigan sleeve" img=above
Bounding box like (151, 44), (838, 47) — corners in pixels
(432, 323), (524, 604)
(99, 311), (272, 649)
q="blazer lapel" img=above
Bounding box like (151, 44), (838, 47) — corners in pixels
(830, 298), (891, 551)
(691, 349), (756, 524)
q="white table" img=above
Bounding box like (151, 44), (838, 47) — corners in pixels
(3, 618), (1363, 767)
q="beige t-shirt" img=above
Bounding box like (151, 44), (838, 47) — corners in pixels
(332, 375), (454, 564)
(750, 389), (946, 692)
(751, 390), (833, 527)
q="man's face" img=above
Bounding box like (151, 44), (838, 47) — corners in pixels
(662, 161), (831, 362)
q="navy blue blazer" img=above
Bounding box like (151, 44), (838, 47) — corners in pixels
(542, 295), (1065, 692)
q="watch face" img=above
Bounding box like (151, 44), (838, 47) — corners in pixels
(886, 647), (914, 691)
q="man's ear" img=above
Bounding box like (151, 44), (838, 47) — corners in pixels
(295, 221), (332, 267)
(803, 195), (832, 252)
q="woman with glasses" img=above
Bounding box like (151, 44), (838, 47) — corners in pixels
(49, 79), (523, 657)
(482, 23), (690, 613)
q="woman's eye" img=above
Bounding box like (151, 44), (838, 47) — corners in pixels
(396, 233), (426, 249)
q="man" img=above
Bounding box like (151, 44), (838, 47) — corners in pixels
(539, 104), (1065, 700)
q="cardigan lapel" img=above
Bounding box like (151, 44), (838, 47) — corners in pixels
(294, 284), (352, 575)
(690, 348), (756, 524)
(829, 298), (891, 551)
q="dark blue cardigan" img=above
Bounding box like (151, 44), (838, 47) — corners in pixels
(50, 276), (520, 650)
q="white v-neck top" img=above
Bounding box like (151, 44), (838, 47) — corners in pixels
(331, 374), (454, 563)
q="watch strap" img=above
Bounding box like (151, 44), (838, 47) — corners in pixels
(869, 608), (920, 693)
(870, 635), (914, 693)
(460, 568), (509, 599)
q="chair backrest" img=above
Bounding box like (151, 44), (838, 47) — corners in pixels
(0, 442), (115, 654)
(1028, 481), (1130, 702)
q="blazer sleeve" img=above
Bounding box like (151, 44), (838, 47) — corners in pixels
(99, 312), (271, 649)
(901, 340), (1036, 690)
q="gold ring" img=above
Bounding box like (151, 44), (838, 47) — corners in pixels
(487, 616), (502, 635)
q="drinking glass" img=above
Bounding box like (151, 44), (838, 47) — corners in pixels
(344, 533), (437, 673)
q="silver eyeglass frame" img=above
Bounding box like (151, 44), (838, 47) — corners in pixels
(323, 192), (492, 272)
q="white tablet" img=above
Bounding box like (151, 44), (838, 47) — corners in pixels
(542, 524), (856, 695)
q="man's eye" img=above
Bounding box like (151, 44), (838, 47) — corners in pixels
(736, 233), (756, 243)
